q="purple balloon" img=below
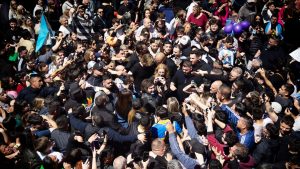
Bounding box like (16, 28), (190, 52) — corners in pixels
(224, 24), (233, 34)
(240, 21), (250, 30)
(233, 24), (243, 35)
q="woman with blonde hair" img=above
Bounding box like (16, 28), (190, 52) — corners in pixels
(153, 64), (170, 96)
(84, 49), (96, 63)
(9, 0), (18, 20)
(32, 97), (45, 113)
(154, 64), (170, 79)
(21, 17), (35, 40)
(167, 97), (183, 126)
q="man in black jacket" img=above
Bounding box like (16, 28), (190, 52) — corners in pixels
(17, 74), (57, 105)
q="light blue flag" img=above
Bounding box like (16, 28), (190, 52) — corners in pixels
(35, 14), (54, 52)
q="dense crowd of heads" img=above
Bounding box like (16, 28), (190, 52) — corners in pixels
(0, 0), (300, 169)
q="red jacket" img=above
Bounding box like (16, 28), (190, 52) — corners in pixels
(208, 125), (233, 160)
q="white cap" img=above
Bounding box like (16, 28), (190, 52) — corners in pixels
(271, 102), (282, 114)
(247, 0), (256, 3)
(179, 35), (190, 46)
(87, 61), (96, 70)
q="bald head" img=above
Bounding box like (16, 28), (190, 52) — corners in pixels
(113, 156), (126, 169)
(143, 18), (151, 29)
(155, 52), (166, 64)
(152, 138), (166, 156)
(210, 80), (223, 94)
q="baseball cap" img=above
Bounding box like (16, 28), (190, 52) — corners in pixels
(87, 61), (96, 70)
(93, 61), (106, 71)
(179, 35), (191, 47)
(247, 0), (256, 3)
(271, 102), (282, 114)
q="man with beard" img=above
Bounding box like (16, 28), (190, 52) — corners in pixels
(6, 18), (23, 43)
(155, 42), (177, 78)
(170, 60), (202, 102)
(265, 15), (283, 39)
(86, 61), (106, 88)
(189, 49), (212, 72)
(275, 115), (295, 163)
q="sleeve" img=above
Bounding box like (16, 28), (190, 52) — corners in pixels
(185, 116), (203, 144)
(34, 129), (51, 138)
(174, 121), (183, 135)
(241, 131), (255, 150)
(207, 133), (225, 155)
(69, 114), (88, 134)
(223, 125), (233, 133)
(169, 133), (199, 169)
(107, 128), (137, 143)
(220, 105), (239, 129)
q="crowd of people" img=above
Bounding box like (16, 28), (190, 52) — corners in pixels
(0, 0), (300, 168)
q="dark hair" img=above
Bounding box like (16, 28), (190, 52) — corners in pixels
(214, 110), (228, 123)
(233, 143), (249, 162)
(182, 140), (192, 155)
(102, 74), (113, 81)
(9, 18), (18, 23)
(34, 137), (50, 154)
(281, 115), (295, 128)
(92, 114), (104, 127)
(139, 115), (151, 127)
(2, 115), (16, 131)
(193, 120), (207, 136)
(141, 78), (154, 93)
(265, 123), (279, 139)
(27, 113), (43, 125)
(219, 84), (231, 100)
(251, 107), (264, 120)
(224, 131), (238, 147)
(135, 41), (148, 55)
(155, 106), (168, 119)
(48, 101), (61, 117)
(189, 49), (201, 57)
(55, 115), (69, 130)
(182, 60), (192, 67)
(64, 148), (83, 167)
(283, 83), (295, 96)
(42, 155), (57, 169)
(225, 36), (234, 44)
(241, 115), (254, 131)
(234, 103), (247, 116)
(95, 94), (109, 107)
(72, 105), (87, 118)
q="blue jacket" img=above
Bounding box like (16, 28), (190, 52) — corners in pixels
(151, 119), (182, 139)
(221, 105), (255, 150)
(169, 133), (199, 169)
